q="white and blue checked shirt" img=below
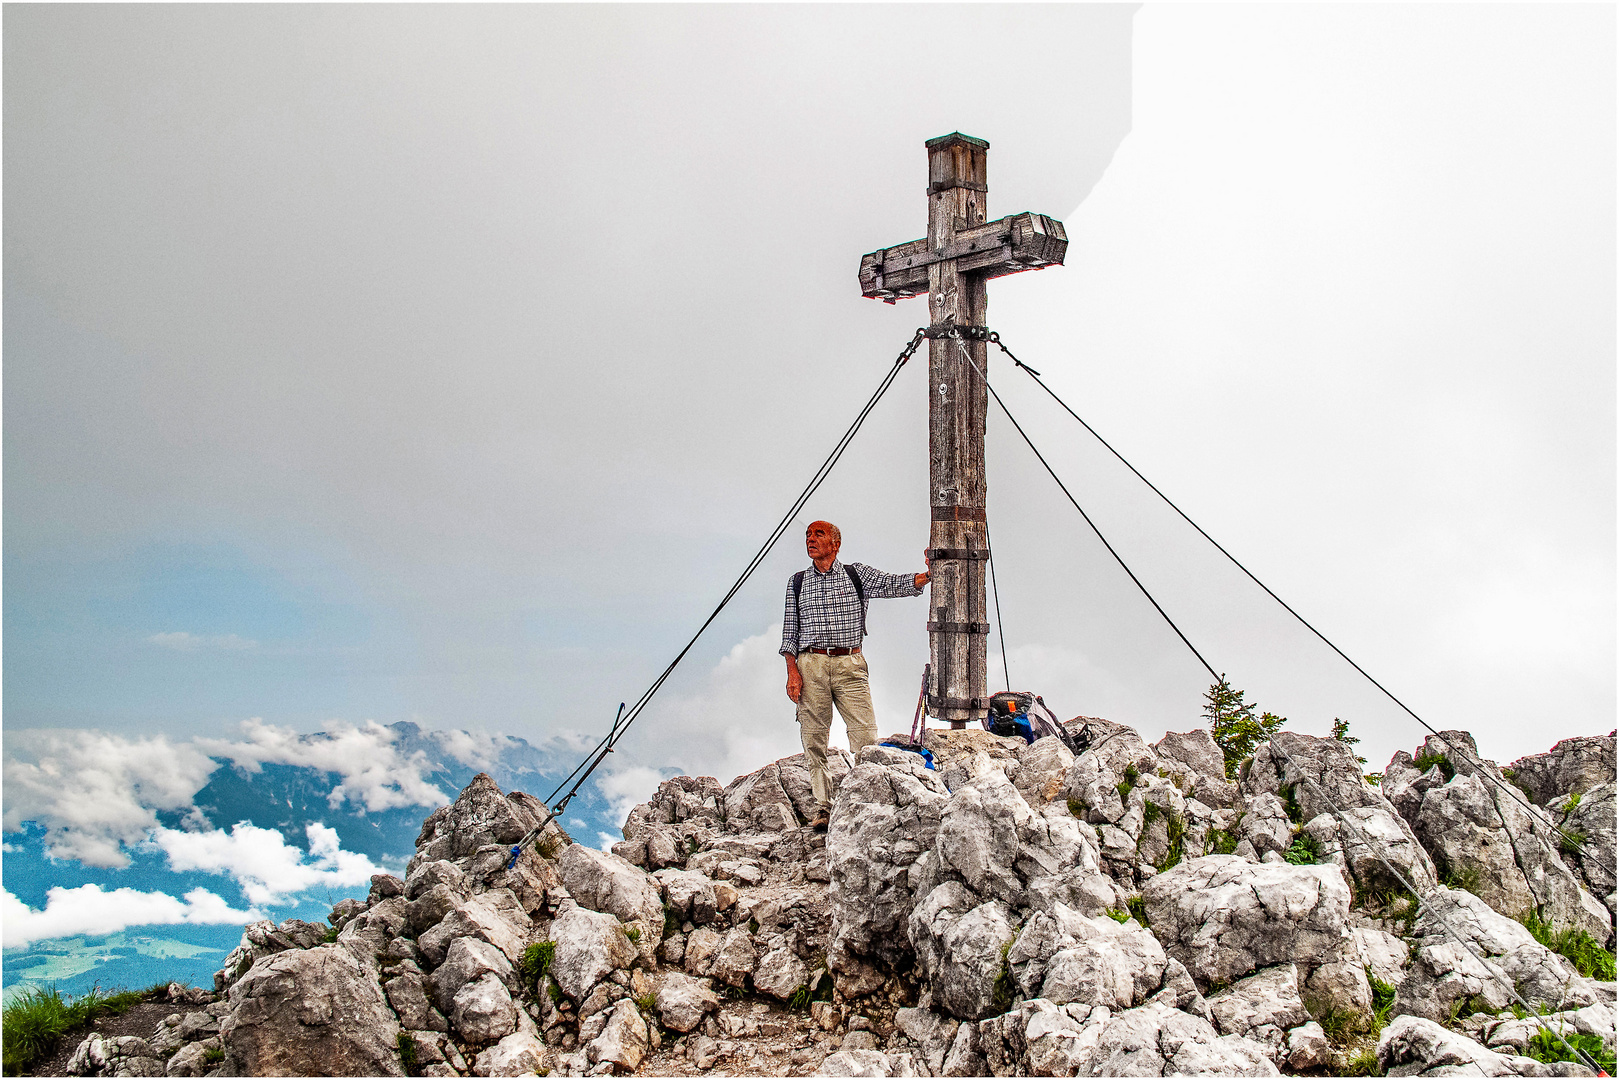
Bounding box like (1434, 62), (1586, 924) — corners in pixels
(780, 560), (922, 655)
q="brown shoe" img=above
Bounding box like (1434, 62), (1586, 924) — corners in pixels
(809, 808), (830, 831)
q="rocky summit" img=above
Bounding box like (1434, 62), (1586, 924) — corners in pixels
(64, 723), (1615, 1077)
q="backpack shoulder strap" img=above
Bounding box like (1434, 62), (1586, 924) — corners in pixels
(844, 564), (866, 603)
(792, 570), (806, 604)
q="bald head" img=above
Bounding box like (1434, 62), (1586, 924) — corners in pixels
(806, 520), (841, 569)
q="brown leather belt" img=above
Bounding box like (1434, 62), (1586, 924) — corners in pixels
(802, 647), (860, 656)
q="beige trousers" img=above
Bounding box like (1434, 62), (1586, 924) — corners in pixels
(795, 650), (880, 809)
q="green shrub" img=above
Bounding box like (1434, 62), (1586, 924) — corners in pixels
(1116, 764), (1139, 803)
(624, 926), (641, 943)
(1519, 911), (1617, 980)
(1104, 908), (1130, 924)
(323, 925), (339, 943)
(1563, 790), (1584, 813)
(633, 992), (657, 1012)
(1558, 827), (1587, 858)
(203, 1047), (225, 1065)
(662, 903), (680, 940)
(1280, 782), (1304, 825)
(1202, 677), (1287, 779)
(1367, 968), (1397, 1033)
(1157, 811), (1187, 873)
(748, 918), (760, 935)
(1318, 1006), (1361, 1044)
(1284, 833), (1322, 865)
(1205, 828), (1238, 856)
(520, 941), (557, 989)
(1363, 772), (1383, 788)
(1523, 1028), (1615, 1073)
(1436, 856), (1483, 896)
(1126, 896), (1149, 926)
(1067, 798), (1087, 819)
(1413, 750), (1455, 781)
(1142, 801), (1163, 827)
(547, 980), (564, 1005)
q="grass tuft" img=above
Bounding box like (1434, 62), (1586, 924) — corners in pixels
(786, 984), (812, 1011)
(1280, 782), (1303, 825)
(1205, 828), (1238, 856)
(398, 1031), (421, 1077)
(624, 925), (641, 943)
(1066, 797), (1087, 819)
(990, 939), (1016, 1016)
(1104, 908), (1131, 924)
(1341, 1049), (1381, 1076)
(1520, 911), (1617, 980)
(1, 983), (154, 1076)
(633, 992), (657, 1012)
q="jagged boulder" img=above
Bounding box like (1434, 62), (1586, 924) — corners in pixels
(1245, 731), (1438, 893)
(1377, 1015), (1554, 1077)
(975, 999), (1279, 1077)
(220, 944), (404, 1076)
(1394, 885), (1601, 1022)
(1385, 732), (1610, 942)
(1141, 854), (1370, 1016)
(1154, 727), (1239, 809)
(653, 970), (719, 1032)
(417, 889), (532, 967)
(907, 881), (1016, 1020)
(64, 1034), (166, 1077)
(826, 745), (949, 982)
(585, 999), (649, 1072)
(213, 917), (331, 993)
(1507, 736), (1616, 808)
(549, 904), (637, 1001)
(557, 843), (663, 964)
(1553, 781), (1617, 924)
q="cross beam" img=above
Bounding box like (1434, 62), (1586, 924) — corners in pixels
(858, 132), (1068, 727)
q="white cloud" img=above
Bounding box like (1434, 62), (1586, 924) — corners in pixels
(194, 718), (448, 813)
(150, 822), (382, 907)
(2, 731), (221, 867)
(605, 625), (807, 802)
(146, 631), (257, 651)
(595, 766), (667, 837)
(2, 885), (260, 948)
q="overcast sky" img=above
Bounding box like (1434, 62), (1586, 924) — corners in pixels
(6, 5), (1613, 820)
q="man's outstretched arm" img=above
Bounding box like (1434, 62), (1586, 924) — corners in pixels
(853, 552), (932, 598)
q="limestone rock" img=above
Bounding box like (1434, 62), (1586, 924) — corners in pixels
(1507, 736), (1616, 807)
(1388, 731), (1610, 942)
(826, 752), (949, 976)
(220, 944), (404, 1076)
(1014, 736), (1075, 808)
(164, 1038), (222, 1078)
(706, 926), (757, 988)
(65, 1034), (165, 1077)
(653, 970), (719, 1032)
(817, 1048), (898, 1076)
(1285, 1021), (1332, 1071)
(452, 972), (518, 1045)
(386, 972), (450, 1033)
(907, 881), (1016, 1020)
(417, 889), (531, 967)
(549, 904), (637, 1001)
(1084, 1001), (1279, 1076)
(558, 843), (665, 963)
(1378, 1014), (1552, 1077)
(1395, 885), (1600, 1021)
(431, 936), (514, 1014)
(654, 867), (718, 925)
(586, 998), (648, 1072)
(1206, 965), (1308, 1040)
(1141, 855), (1358, 992)
(753, 943), (811, 1000)
(471, 1028), (548, 1077)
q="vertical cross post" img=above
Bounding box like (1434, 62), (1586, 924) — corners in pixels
(926, 134), (991, 727)
(857, 133), (1067, 728)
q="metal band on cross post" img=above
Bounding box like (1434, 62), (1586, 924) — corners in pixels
(859, 133), (1067, 727)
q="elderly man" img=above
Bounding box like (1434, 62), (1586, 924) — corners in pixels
(781, 520), (931, 830)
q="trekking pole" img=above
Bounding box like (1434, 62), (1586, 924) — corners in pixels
(910, 663), (931, 745)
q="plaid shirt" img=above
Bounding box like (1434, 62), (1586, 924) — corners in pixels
(780, 559), (923, 655)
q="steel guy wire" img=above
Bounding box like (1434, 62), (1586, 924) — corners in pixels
(950, 332), (1221, 683)
(986, 331), (1609, 881)
(510, 329), (925, 863)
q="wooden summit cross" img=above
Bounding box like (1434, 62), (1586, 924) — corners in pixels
(858, 132), (1067, 728)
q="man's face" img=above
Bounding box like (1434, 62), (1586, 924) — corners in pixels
(806, 521), (840, 563)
